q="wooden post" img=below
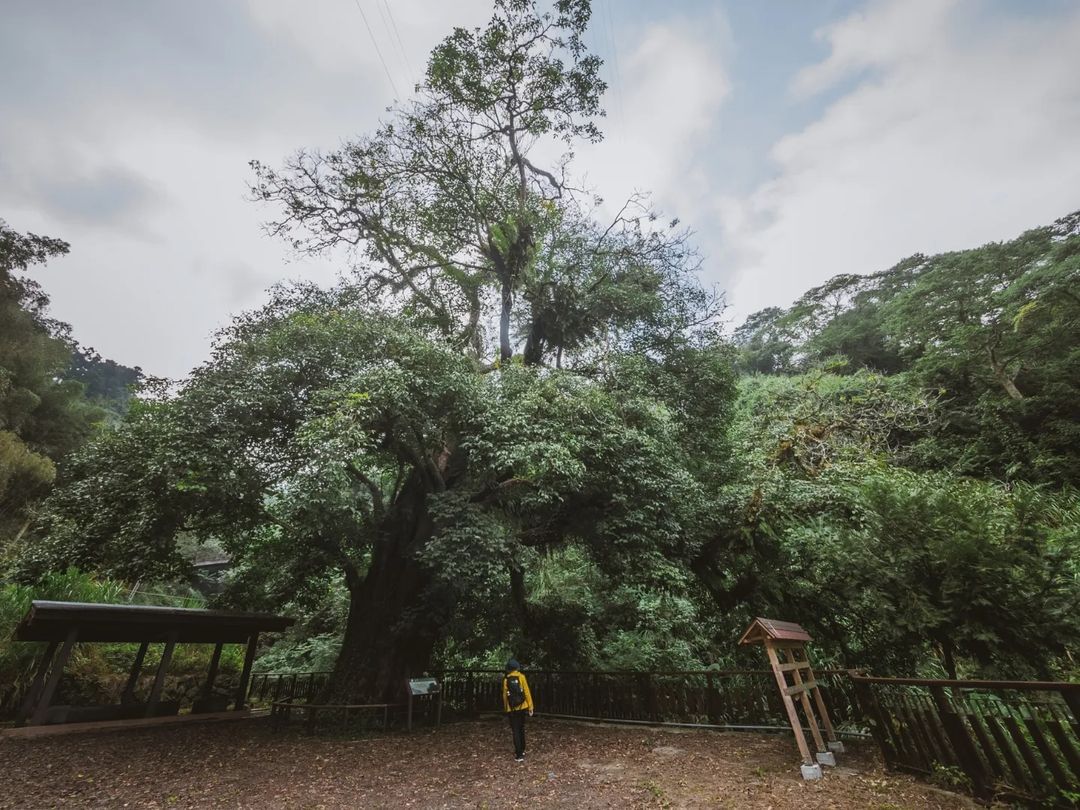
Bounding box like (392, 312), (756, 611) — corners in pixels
(31, 628), (79, 726)
(122, 641), (150, 704)
(852, 675), (895, 764)
(930, 686), (992, 800)
(234, 633), (259, 710)
(705, 672), (721, 725)
(786, 648), (826, 753)
(14, 639), (59, 726)
(809, 666), (839, 744)
(765, 642), (814, 765)
(146, 632), (177, 717)
(201, 642), (224, 698)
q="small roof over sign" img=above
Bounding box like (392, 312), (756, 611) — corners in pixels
(738, 617), (813, 646)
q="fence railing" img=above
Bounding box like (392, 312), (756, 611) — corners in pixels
(247, 668), (862, 731)
(437, 668), (864, 732)
(247, 671), (332, 707)
(851, 675), (1080, 805)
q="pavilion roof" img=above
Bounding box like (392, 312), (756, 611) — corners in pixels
(15, 600), (293, 644)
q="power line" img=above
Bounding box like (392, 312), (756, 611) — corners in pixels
(379, 0), (415, 85)
(351, 0), (401, 99)
(600, 0), (625, 134)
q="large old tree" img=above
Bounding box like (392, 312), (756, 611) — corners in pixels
(29, 0), (733, 701)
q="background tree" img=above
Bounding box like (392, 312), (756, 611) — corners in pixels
(250, 0), (710, 370)
(732, 212), (1080, 485)
(0, 220), (139, 564)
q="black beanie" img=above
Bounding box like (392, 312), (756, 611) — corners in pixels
(505, 658), (520, 672)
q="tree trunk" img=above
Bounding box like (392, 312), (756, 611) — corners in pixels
(522, 316), (545, 366)
(325, 481), (446, 703)
(939, 639), (958, 680)
(500, 276), (513, 363)
(986, 345), (1023, 400)
(992, 368), (1024, 401)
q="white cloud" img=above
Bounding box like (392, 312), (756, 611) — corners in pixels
(721, 0), (1080, 323)
(577, 15), (731, 219)
(0, 0), (491, 379)
(245, 0), (489, 89)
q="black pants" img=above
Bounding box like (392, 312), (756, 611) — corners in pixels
(508, 710), (527, 757)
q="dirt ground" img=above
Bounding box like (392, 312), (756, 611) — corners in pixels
(0, 716), (975, 809)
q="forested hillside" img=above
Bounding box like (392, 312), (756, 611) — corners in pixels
(2, 0), (1077, 703)
(734, 212), (1080, 485)
(0, 220), (141, 566)
(713, 214), (1080, 679)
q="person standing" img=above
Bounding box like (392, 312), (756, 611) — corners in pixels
(502, 658), (533, 762)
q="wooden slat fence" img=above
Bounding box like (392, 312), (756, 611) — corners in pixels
(437, 669), (864, 731)
(851, 674), (1080, 806)
(246, 668), (862, 731)
(247, 671), (331, 707)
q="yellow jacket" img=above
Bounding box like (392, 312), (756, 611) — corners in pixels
(502, 670), (534, 713)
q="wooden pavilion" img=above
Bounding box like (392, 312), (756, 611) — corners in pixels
(11, 600), (293, 731)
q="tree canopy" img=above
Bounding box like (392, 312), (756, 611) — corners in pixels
(733, 212), (1080, 486)
(0, 220), (140, 564)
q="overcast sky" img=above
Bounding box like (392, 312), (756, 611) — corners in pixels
(2, 0), (1079, 378)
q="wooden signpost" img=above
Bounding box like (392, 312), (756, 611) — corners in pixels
(739, 618), (843, 780)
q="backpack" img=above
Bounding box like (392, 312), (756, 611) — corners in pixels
(506, 674), (526, 709)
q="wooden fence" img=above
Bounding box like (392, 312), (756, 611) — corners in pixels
(248, 671), (331, 707)
(851, 674), (1080, 805)
(247, 668), (862, 731)
(437, 669), (864, 732)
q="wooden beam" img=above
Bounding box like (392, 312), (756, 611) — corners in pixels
(234, 633), (259, 710)
(202, 642), (224, 698)
(809, 665), (839, 743)
(786, 647), (826, 753)
(14, 639), (59, 726)
(778, 661), (812, 672)
(121, 641), (150, 705)
(765, 642), (813, 765)
(30, 628), (79, 726)
(145, 632), (177, 717)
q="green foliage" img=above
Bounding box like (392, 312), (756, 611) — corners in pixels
(254, 634), (342, 674)
(786, 469), (1080, 677)
(733, 212), (1080, 485)
(251, 1), (714, 368)
(0, 219), (141, 566)
(66, 346), (143, 418)
(26, 281), (735, 690)
(29, 0), (736, 699)
(694, 365), (1080, 679)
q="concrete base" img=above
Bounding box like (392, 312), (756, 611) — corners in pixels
(816, 751), (836, 767)
(827, 740), (845, 754)
(800, 763), (823, 781)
